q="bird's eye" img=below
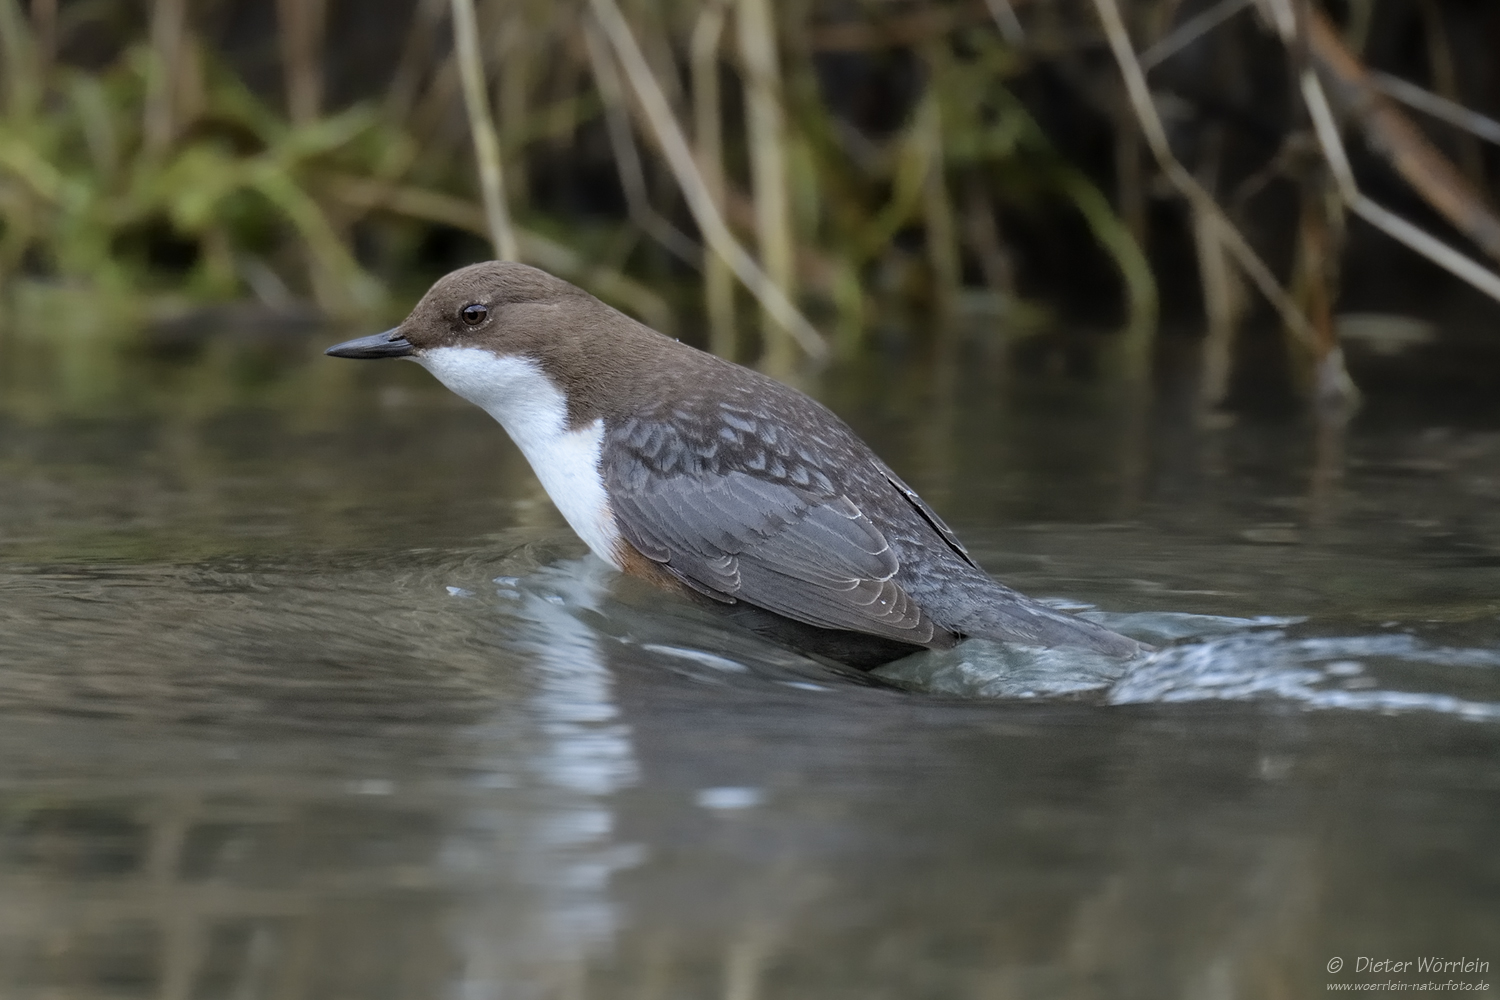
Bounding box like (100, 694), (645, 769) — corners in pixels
(461, 304), (488, 326)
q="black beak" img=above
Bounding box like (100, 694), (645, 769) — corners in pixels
(325, 328), (414, 359)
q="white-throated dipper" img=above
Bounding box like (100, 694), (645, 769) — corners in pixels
(326, 262), (1145, 668)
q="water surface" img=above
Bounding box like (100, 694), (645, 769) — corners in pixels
(1, 324), (1496, 998)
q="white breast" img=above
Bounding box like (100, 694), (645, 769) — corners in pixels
(417, 346), (622, 569)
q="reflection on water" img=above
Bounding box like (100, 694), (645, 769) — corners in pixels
(445, 561), (642, 999)
(0, 326), (1497, 998)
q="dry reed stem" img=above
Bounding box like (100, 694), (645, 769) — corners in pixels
(496, 4), (532, 206)
(635, 2), (688, 116)
(1344, 0), (1376, 52)
(28, 0), (52, 75)
(1114, 91), (1147, 244)
(915, 86), (961, 311)
(983, 0), (1025, 45)
(1193, 203), (1241, 407)
(736, 0), (799, 372)
(450, 0), (518, 260)
(1417, 0), (1483, 185)
(961, 176), (1014, 295)
(0, 0), (37, 114)
(1284, 9), (1500, 310)
(384, 0), (448, 124)
(1304, 69), (1500, 305)
(692, 0), (737, 358)
(144, 0), (187, 152)
(1303, 9), (1500, 271)
(1139, 0), (1251, 70)
(1370, 73), (1500, 147)
(581, 19), (701, 267)
(408, 43), (462, 161)
(327, 175), (674, 330)
(277, 0), (325, 124)
(588, 0), (827, 361)
(1090, 0), (1318, 349)
(1191, 146), (1246, 409)
(1291, 180), (1348, 408)
(810, 0), (997, 53)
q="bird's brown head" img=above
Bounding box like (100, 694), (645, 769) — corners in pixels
(324, 261), (595, 361)
(324, 260), (696, 428)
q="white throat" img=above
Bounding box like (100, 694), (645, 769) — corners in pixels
(417, 346), (622, 569)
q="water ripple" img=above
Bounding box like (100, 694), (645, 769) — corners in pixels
(1109, 630), (1500, 721)
(878, 614), (1500, 722)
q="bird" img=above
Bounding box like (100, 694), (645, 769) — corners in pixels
(325, 262), (1146, 669)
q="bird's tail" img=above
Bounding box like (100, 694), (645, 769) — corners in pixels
(947, 581), (1150, 657)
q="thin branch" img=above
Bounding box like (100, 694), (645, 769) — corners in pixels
(1089, 0), (1318, 347)
(1139, 0), (1252, 71)
(587, 0), (827, 360)
(450, 0), (518, 260)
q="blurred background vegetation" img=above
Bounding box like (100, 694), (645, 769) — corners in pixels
(1, 0), (1498, 401)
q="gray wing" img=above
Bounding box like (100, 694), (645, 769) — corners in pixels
(882, 471), (978, 569)
(609, 469), (946, 646)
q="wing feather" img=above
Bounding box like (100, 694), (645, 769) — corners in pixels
(608, 467), (941, 645)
